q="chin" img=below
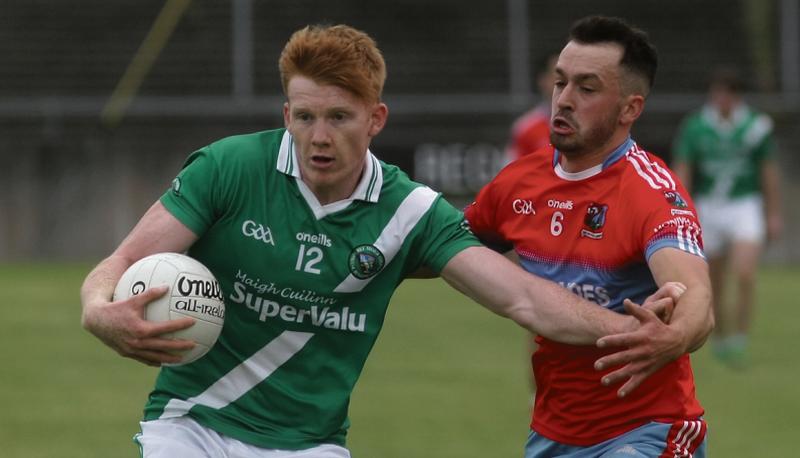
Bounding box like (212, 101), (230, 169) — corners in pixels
(551, 137), (577, 153)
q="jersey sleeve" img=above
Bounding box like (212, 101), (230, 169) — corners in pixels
(160, 146), (221, 236)
(463, 179), (514, 253)
(413, 195), (482, 274)
(627, 156), (705, 261)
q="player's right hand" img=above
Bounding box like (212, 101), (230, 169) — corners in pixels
(594, 298), (686, 397)
(81, 286), (196, 367)
(640, 281), (686, 323)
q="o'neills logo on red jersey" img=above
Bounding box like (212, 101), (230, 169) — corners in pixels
(581, 202), (608, 239)
(547, 199), (574, 210)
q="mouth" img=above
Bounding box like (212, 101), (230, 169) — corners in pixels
(551, 115), (575, 135)
(310, 154), (335, 166)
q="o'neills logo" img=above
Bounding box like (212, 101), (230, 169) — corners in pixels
(130, 281), (147, 296)
(229, 282), (366, 332)
(548, 199), (574, 210)
(176, 274), (224, 300)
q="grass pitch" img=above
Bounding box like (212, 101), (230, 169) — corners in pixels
(1, 263), (797, 457)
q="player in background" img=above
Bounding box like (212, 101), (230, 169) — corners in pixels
(80, 24), (686, 458)
(672, 68), (783, 369)
(506, 51), (559, 162)
(466, 16), (713, 457)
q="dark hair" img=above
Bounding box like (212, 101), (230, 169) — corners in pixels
(709, 67), (745, 93)
(568, 16), (658, 93)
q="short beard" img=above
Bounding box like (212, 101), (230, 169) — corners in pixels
(550, 107), (620, 158)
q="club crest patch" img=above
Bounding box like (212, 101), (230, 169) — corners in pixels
(348, 244), (385, 279)
(581, 202), (608, 239)
(664, 190), (688, 208)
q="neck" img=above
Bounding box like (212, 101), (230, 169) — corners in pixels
(307, 181), (356, 206)
(304, 167), (365, 206)
(559, 134), (629, 173)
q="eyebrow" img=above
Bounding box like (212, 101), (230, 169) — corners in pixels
(555, 68), (602, 85)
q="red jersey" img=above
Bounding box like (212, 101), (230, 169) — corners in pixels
(465, 138), (705, 446)
(507, 104), (551, 161)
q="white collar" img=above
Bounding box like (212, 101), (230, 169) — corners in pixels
(701, 103), (748, 133)
(554, 161), (604, 181)
(276, 130), (383, 218)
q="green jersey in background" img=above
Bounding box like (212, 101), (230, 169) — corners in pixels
(673, 104), (774, 199)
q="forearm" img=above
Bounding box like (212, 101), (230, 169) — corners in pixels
(648, 248), (714, 353)
(82, 201), (199, 315)
(669, 284), (713, 353)
(80, 255), (131, 322)
(441, 247), (630, 345)
(506, 276), (631, 344)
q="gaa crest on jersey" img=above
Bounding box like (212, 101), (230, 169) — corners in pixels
(581, 202), (608, 239)
(348, 244), (385, 279)
(512, 198), (536, 215)
(664, 190), (688, 208)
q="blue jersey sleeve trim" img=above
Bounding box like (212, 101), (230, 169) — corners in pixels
(645, 237), (706, 262)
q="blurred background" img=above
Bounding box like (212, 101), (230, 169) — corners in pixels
(1, 0), (798, 262)
(1, 1), (799, 457)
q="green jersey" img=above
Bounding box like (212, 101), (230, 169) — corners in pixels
(673, 104), (774, 199)
(148, 128), (480, 449)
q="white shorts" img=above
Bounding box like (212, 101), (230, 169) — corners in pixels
(135, 416), (351, 458)
(695, 195), (765, 257)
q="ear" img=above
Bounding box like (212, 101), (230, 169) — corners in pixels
(620, 94), (645, 126)
(368, 103), (389, 137)
(283, 102), (291, 129)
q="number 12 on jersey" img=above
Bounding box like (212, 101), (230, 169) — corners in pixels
(295, 244), (323, 274)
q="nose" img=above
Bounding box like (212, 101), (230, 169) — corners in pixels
(554, 83), (575, 111)
(310, 121), (331, 147)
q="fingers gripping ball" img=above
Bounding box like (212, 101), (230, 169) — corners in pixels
(113, 253), (225, 365)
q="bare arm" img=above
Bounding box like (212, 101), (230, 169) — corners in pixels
(440, 246), (639, 344)
(648, 248), (713, 352)
(594, 248), (713, 396)
(80, 201), (200, 366)
(761, 159), (783, 241)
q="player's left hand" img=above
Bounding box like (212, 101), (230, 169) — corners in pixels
(593, 299), (687, 398)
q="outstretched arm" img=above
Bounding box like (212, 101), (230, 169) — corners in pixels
(440, 246), (663, 344)
(594, 248), (713, 396)
(80, 201), (200, 366)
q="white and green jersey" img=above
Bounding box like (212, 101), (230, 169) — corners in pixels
(148, 129), (480, 450)
(673, 104), (774, 199)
